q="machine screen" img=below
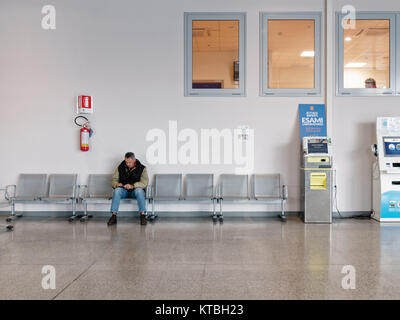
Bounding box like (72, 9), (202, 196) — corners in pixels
(307, 138), (328, 154)
(383, 137), (400, 157)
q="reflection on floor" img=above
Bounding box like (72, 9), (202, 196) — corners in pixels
(0, 215), (399, 300)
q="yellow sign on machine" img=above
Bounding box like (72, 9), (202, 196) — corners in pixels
(307, 157), (330, 163)
(310, 172), (327, 190)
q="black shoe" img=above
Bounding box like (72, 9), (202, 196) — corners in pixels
(140, 214), (147, 225)
(107, 214), (117, 226)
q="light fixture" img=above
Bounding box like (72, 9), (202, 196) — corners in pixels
(300, 51), (315, 57)
(345, 37), (352, 41)
(345, 62), (367, 68)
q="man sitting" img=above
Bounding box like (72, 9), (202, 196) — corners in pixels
(107, 152), (149, 226)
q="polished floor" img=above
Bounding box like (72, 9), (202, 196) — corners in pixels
(0, 215), (399, 300)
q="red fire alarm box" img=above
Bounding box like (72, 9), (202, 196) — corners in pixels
(77, 95), (93, 114)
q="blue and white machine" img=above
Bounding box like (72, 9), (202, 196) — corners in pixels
(372, 117), (400, 222)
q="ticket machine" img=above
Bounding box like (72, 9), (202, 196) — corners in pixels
(372, 117), (400, 222)
(301, 137), (333, 223)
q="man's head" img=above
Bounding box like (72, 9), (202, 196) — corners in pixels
(365, 78), (377, 88)
(124, 152), (136, 168)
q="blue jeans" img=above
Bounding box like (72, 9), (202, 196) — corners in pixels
(110, 187), (146, 214)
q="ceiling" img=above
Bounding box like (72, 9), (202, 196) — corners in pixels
(268, 20), (315, 69)
(344, 19), (390, 70)
(192, 20), (239, 52)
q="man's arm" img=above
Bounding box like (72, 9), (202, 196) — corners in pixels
(111, 168), (120, 189)
(133, 168), (149, 189)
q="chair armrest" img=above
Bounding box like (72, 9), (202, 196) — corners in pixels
(146, 185), (152, 199)
(282, 185), (288, 200)
(5, 185), (16, 200)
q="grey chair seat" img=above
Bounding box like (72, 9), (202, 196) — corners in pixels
(252, 174), (282, 199)
(221, 196), (250, 200)
(253, 196), (282, 201)
(41, 196), (73, 201)
(86, 195), (113, 199)
(7, 174), (47, 219)
(83, 197), (112, 203)
(152, 174), (182, 199)
(11, 196), (40, 201)
(153, 196), (181, 201)
(184, 196), (214, 200)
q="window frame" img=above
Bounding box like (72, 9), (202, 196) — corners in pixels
(336, 12), (396, 97)
(259, 12), (322, 97)
(184, 12), (246, 97)
(397, 13), (400, 96)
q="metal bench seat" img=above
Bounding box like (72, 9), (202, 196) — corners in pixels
(250, 174), (288, 221)
(80, 174), (151, 222)
(40, 174), (78, 222)
(6, 174), (47, 222)
(216, 174), (249, 222)
(149, 173), (217, 219)
(217, 174), (288, 222)
(184, 173), (216, 215)
(150, 174), (182, 220)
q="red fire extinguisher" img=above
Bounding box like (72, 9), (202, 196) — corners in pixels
(75, 116), (93, 152)
(80, 125), (90, 152)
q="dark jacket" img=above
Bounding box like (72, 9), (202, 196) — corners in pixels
(111, 159), (149, 189)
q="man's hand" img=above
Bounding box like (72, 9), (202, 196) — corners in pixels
(117, 183), (124, 188)
(124, 184), (134, 190)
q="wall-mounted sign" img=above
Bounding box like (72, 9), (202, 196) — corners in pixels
(299, 104), (327, 139)
(77, 95), (93, 114)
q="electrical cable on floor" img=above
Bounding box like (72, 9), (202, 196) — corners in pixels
(333, 169), (342, 218)
(333, 169), (371, 220)
(333, 184), (343, 218)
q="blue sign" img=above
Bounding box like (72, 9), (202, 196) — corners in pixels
(299, 104), (327, 139)
(381, 191), (400, 219)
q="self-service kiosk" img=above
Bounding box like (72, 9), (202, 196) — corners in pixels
(372, 117), (400, 222)
(301, 137), (333, 223)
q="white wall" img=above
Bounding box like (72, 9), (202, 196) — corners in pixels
(332, 0), (400, 212)
(0, 0), (399, 213)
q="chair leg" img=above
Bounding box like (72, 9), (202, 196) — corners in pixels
(87, 202), (93, 219)
(80, 202), (91, 222)
(212, 198), (217, 222)
(6, 201), (20, 222)
(68, 199), (76, 222)
(279, 200), (287, 222)
(152, 198), (156, 219)
(219, 199), (224, 222)
(0, 224), (13, 231)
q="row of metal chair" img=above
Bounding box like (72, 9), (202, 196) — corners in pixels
(4, 174), (78, 222)
(3, 173), (288, 223)
(148, 173), (288, 222)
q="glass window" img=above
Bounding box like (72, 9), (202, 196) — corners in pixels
(192, 20), (239, 89)
(184, 13), (246, 96)
(260, 13), (322, 96)
(268, 20), (315, 89)
(337, 13), (396, 96)
(344, 20), (390, 89)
